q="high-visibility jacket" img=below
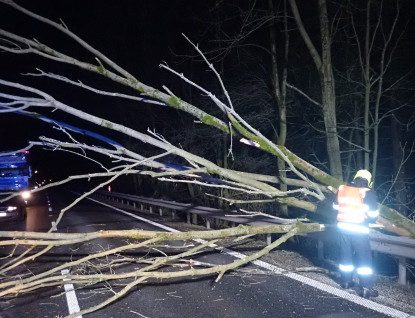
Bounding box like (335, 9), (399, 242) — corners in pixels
(336, 185), (370, 224)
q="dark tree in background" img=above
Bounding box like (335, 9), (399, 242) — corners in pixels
(182, 0), (415, 217)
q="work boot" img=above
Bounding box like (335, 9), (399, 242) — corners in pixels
(363, 288), (379, 298)
(340, 282), (354, 289)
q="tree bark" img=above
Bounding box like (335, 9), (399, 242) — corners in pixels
(391, 113), (408, 216)
(269, 0), (289, 216)
(364, 0), (371, 170)
(289, 0), (343, 180)
(318, 0), (342, 180)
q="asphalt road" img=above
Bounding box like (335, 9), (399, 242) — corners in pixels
(0, 190), (399, 318)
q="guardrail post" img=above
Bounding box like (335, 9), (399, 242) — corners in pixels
(141, 204), (144, 210)
(133, 202), (136, 208)
(149, 206), (152, 213)
(192, 214), (197, 225)
(121, 199), (124, 204)
(127, 200), (129, 206)
(187, 212), (191, 224)
(159, 208), (163, 216)
(172, 210), (176, 219)
(398, 256), (407, 285)
(206, 218), (210, 229)
(231, 222), (236, 227)
(317, 240), (324, 260)
(266, 233), (271, 246)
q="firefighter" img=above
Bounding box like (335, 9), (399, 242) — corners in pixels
(333, 169), (379, 298)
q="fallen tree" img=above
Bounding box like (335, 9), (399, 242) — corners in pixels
(0, 1), (414, 317)
(0, 1), (413, 235)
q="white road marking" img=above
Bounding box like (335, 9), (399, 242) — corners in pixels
(49, 194), (81, 317)
(61, 269), (82, 317)
(83, 195), (414, 318)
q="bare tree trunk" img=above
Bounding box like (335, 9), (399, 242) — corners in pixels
(318, 0), (342, 180)
(269, 0), (289, 216)
(356, 125), (364, 169)
(364, 0), (371, 170)
(391, 113), (408, 216)
(289, 0), (343, 180)
(353, 0), (400, 182)
(345, 126), (355, 181)
(219, 135), (230, 209)
(371, 1), (399, 183)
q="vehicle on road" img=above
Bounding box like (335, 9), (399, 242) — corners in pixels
(0, 151), (32, 221)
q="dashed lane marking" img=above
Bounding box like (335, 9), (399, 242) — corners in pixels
(61, 269), (82, 317)
(50, 193), (81, 316)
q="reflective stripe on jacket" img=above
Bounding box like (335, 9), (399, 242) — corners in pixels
(336, 185), (370, 224)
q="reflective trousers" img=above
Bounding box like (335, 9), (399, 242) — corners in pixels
(338, 230), (374, 288)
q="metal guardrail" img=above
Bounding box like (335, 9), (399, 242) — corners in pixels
(95, 191), (297, 226)
(94, 190), (415, 285)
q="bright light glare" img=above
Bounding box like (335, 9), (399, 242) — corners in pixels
(239, 138), (260, 147)
(21, 191), (31, 199)
(7, 206), (17, 211)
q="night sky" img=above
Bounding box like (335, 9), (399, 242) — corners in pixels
(0, 1), (210, 179)
(1, 1), (415, 212)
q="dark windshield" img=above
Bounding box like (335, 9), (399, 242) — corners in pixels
(0, 167), (30, 177)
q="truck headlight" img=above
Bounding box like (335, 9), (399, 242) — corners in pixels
(7, 206), (17, 211)
(21, 191), (31, 199)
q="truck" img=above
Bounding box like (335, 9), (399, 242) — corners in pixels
(0, 150), (32, 221)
